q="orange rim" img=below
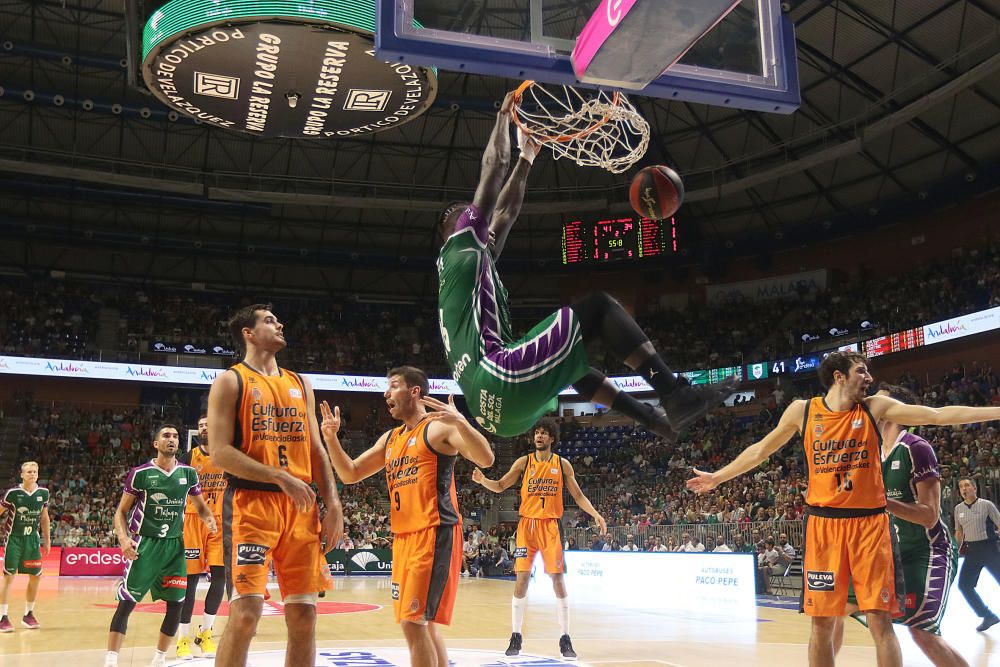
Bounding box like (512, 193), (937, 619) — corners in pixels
(511, 80), (620, 144)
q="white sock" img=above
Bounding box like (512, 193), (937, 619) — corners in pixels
(153, 649), (167, 662)
(511, 596), (527, 634)
(178, 623), (190, 638)
(0, 604), (8, 617)
(202, 613), (216, 631)
(105, 651), (119, 666)
(25, 601), (35, 613)
(556, 596), (570, 636)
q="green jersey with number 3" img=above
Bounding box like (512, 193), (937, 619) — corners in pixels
(1, 486), (49, 540)
(123, 461), (201, 539)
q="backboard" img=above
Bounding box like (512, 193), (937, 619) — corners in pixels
(376, 0), (800, 113)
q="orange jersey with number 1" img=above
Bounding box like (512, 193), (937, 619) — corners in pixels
(230, 362), (313, 484)
(520, 453), (564, 519)
(802, 397), (885, 509)
(384, 418), (461, 535)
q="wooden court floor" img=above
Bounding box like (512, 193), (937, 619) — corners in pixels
(0, 575), (996, 666)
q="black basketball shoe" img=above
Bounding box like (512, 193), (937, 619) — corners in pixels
(505, 632), (523, 656)
(559, 634), (577, 660)
(661, 374), (738, 433)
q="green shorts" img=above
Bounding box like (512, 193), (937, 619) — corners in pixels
(462, 307), (589, 437)
(3, 532), (42, 576)
(117, 536), (187, 602)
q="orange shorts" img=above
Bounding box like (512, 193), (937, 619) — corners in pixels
(514, 517), (565, 574)
(184, 513), (223, 574)
(391, 524), (462, 625)
(801, 512), (903, 617)
(222, 487), (332, 599)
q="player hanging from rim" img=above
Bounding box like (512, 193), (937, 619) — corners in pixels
(0, 461), (50, 633)
(436, 92), (735, 439)
(175, 413), (227, 660)
(686, 351), (1000, 667)
(836, 384), (968, 667)
(320, 366), (495, 667)
(472, 417), (607, 660)
(105, 424), (217, 667)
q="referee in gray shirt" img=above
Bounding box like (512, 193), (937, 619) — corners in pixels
(954, 476), (1000, 631)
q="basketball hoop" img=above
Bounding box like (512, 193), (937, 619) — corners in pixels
(511, 80), (649, 174)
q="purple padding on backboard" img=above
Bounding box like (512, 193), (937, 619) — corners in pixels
(572, 0), (742, 90)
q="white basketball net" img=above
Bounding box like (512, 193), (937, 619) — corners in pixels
(513, 82), (650, 174)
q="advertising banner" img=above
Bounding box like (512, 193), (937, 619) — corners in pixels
(923, 306), (1000, 346)
(325, 548), (392, 576)
(707, 269), (827, 303)
(149, 341), (236, 356)
(528, 551), (756, 621)
(60, 547), (127, 576)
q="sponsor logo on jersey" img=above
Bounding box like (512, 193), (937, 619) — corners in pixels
(22, 559), (42, 568)
(391, 582), (400, 600)
(814, 424), (824, 436)
(236, 543), (268, 565)
(880, 588), (890, 603)
(806, 570), (835, 591)
(551, 468), (558, 475)
(251, 387), (263, 402)
(163, 576), (188, 589)
(179, 477), (187, 484)
(891, 460), (901, 469)
(852, 418), (864, 429)
(186, 548), (202, 560)
(150, 493), (169, 503)
(512, 547), (528, 559)
(904, 593), (917, 609)
(289, 388), (302, 399)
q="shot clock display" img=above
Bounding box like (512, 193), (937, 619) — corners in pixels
(562, 216), (677, 265)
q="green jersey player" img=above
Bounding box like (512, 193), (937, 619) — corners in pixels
(839, 385), (968, 667)
(105, 424), (216, 667)
(0, 461), (50, 632)
(436, 92), (734, 438)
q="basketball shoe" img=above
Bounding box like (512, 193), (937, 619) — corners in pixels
(559, 634), (577, 660)
(661, 375), (738, 433)
(175, 636), (193, 660)
(21, 612), (39, 629)
(505, 632), (522, 656)
(194, 626), (217, 655)
(0, 615), (13, 632)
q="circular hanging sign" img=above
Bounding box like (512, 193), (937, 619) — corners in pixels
(141, 0), (436, 138)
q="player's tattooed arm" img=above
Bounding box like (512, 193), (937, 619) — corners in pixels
(472, 456), (527, 493)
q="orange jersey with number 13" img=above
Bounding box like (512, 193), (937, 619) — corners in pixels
(802, 397), (885, 509)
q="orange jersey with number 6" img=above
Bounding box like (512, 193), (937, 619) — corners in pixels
(802, 397), (885, 509)
(519, 453), (564, 519)
(230, 362), (313, 484)
(384, 418), (461, 535)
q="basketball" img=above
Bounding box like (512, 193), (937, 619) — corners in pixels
(629, 165), (684, 220)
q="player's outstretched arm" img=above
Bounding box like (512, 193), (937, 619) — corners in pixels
(319, 400), (388, 483)
(40, 506), (51, 556)
(472, 456), (527, 493)
(687, 400), (805, 493)
(303, 377), (344, 553)
(422, 394), (496, 468)
(489, 129), (541, 259)
(562, 459), (608, 534)
(867, 395), (1000, 427)
(471, 93), (515, 224)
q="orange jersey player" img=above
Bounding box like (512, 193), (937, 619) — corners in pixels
(472, 418), (606, 660)
(176, 413), (228, 659)
(321, 366), (494, 667)
(687, 351), (1000, 667)
(208, 304), (344, 667)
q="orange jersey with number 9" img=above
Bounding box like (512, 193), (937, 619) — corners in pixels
(802, 397), (885, 509)
(230, 362), (313, 484)
(384, 418), (461, 535)
(519, 453), (564, 519)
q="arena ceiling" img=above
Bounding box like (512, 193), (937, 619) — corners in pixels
(0, 0), (998, 297)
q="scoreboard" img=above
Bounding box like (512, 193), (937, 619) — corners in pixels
(562, 216), (677, 265)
